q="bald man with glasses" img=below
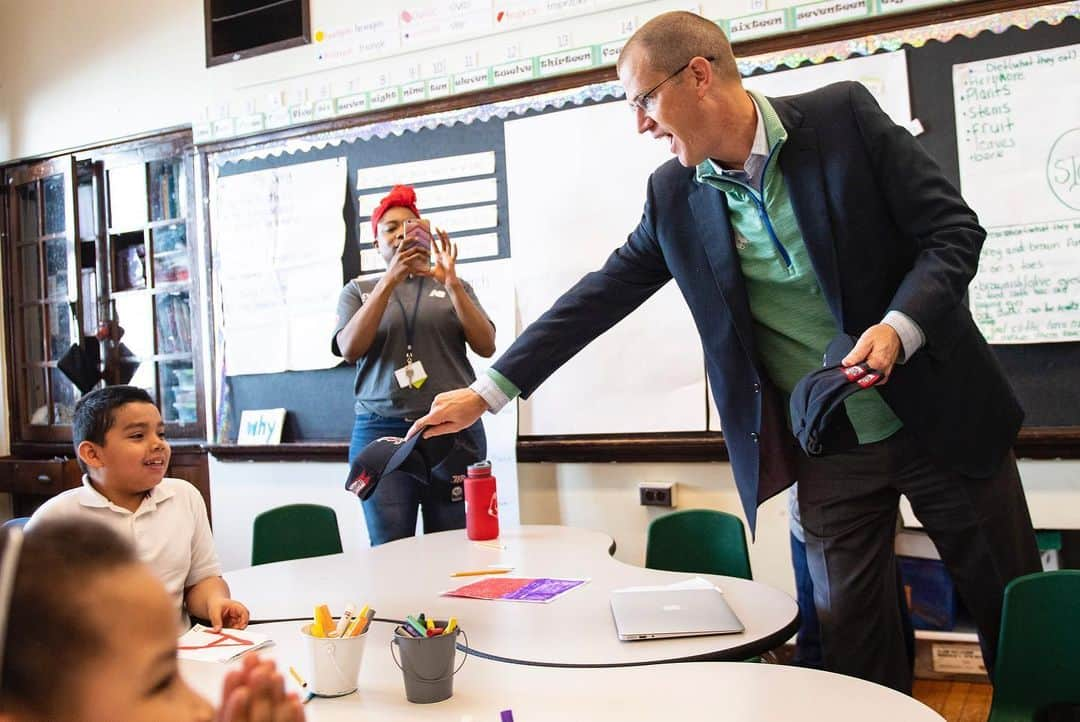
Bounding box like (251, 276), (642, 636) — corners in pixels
(412, 10), (1040, 694)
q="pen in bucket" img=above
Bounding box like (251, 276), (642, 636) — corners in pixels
(335, 603), (358, 637)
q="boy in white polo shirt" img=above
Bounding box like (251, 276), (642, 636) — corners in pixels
(28, 385), (248, 631)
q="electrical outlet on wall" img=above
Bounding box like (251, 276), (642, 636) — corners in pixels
(638, 481), (677, 507)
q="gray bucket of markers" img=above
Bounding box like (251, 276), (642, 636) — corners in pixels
(390, 623), (467, 703)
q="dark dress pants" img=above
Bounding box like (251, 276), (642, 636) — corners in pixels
(796, 428), (1040, 693)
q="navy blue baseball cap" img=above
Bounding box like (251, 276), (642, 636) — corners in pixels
(789, 333), (883, 457)
(345, 430), (479, 500)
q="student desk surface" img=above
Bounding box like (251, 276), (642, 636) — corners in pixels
(181, 619), (945, 721)
(224, 525), (800, 666)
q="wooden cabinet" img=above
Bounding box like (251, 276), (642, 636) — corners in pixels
(0, 458), (82, 515)
(1, 130), (206, 447)
(0, 450), (210, 523)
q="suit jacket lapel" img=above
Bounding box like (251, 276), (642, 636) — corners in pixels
(688, 181), (757, 358)
(772, 98), (845, 326)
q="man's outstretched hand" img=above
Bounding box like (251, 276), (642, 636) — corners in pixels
(407, 389), (489, 440)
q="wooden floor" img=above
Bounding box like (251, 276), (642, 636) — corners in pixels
(913, 680), (993, 722)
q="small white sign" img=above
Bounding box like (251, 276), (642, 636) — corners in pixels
(237, 408), (286, 445)
(931, 643), (986, 675)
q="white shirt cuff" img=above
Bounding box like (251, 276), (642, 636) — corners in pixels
(882, 310), (925, 364)
(469, 375), (512, 414)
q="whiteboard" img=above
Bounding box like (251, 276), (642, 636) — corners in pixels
(505, 100), (707, 435)
(956, 42), (1080, 345)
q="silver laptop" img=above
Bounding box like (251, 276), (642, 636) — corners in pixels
(610, 587), (744, 641)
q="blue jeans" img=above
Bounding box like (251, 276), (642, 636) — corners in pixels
(348, 412), (486, 546)
(790, 532), (825, 669)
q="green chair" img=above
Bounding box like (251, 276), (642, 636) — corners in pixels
(251, 504), (343, 566)
(645, 509), (752, 580)
(988, 570), (1080, 722)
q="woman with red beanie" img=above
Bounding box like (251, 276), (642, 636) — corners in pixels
(331, 184), (496, 545)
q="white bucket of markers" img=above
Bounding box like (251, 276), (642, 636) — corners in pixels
(301, 622), (368, 697)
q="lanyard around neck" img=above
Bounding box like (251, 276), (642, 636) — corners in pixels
(394, 277), (426, 364)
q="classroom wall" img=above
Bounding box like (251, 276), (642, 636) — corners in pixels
(0, 0), (203, 162)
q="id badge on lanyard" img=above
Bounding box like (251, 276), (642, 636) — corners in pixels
(394, 278), (429, 389)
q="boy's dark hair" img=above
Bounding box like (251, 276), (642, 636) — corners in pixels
(0, 519), (136, 716)
(72, 385), (155, 472)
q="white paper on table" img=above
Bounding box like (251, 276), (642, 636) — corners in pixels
(177, 625), (274, 664)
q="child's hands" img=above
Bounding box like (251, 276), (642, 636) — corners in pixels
(209, 597), (251, 632)
(218, 656), (305, 722)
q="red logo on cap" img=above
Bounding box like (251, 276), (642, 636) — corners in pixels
(348, 469), (372, 495)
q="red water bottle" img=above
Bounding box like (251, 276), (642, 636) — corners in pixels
(465, 460), (499, 541)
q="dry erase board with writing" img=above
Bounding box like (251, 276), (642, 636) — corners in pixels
(901, 15), (1080, 427)
(213, 13), (1080, 444)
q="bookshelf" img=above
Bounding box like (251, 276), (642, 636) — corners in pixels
(100, 139), (203, 434)
(2, 132), (206, 443)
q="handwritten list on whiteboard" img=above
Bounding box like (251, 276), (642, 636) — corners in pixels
(956, 43), (1080, 345)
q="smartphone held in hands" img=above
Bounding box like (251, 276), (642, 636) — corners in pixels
(403, 218), (432, 250)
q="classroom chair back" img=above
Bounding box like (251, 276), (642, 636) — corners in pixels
(645, 509), (753, 580)
(988, 570), (1080, 722)
(251, 503), (343, 566)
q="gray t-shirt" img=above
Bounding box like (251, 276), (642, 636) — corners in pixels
(332, 275), (493, 419)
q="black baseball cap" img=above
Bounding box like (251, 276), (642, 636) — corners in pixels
(345, 430), (479, 500)
(789, 333), (882, 456)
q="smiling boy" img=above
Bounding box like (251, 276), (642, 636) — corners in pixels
(28, 385), (248, 631)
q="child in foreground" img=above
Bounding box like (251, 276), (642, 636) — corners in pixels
(0, 519), (304, 722)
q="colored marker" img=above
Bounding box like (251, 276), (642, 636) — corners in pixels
(405, 615), (428, 637)
(313, 604), (335, 638)
(442, 617), (458, 635)
(349, 608), (376, 637)
(336, 603), (358, 637)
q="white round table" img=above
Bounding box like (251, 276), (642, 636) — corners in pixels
(225, 525), (799, 666)
(181, 620), (945, 722)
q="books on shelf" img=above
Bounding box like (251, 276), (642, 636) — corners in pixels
(156, 293), (192, 354)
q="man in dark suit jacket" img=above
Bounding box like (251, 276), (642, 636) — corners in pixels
(411, 11), (1039, 692)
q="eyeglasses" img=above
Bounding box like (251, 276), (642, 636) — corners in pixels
(0, 526), (24, 689)
(627, 56), (715, 113)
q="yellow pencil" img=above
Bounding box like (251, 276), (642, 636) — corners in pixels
(450, 567), (513, 577)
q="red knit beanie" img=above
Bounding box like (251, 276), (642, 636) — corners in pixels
(370, 184), (421, 238)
